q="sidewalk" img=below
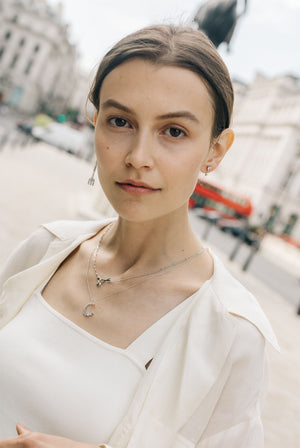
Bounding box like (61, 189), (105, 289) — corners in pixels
(0, 144), (299, 447)
(261, 234), (300, 279)
(0, 141), (93, 264)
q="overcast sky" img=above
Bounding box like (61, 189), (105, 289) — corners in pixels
(49, 0), (300, 84)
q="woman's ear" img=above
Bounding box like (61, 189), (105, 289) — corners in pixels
(93, 112), (98, 126)
(202, 128), (234, 174)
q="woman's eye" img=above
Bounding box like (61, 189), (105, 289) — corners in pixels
(165, 127), (186, 138)
(109, 117), (130, 128)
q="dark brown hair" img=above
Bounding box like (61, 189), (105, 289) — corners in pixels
(88, 24), (234, 139)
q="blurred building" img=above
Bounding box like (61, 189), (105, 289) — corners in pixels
(0, 0), (89, 116)
(212, 73), (300, 240)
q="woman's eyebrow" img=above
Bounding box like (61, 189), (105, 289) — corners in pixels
(157, 111), (200, 124)
(101, 99), (132, 113)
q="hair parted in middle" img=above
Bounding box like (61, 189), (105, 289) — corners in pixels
(88, 24), (234, 140)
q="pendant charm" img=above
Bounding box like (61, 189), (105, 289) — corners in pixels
(83, 301), (96, 317)
(96, 276), (111, 287)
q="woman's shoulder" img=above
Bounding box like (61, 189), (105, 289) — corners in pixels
(0, 225), (55, 288)
(208, 249), (280, 352)
(0, 218), (114, 290)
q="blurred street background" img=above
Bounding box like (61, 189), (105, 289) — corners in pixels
(1, 0), (300, 446)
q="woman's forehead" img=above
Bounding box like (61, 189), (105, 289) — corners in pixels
(99, 59), (215, 121)
(101, 59), (209, 92)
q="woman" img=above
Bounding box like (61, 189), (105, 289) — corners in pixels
(0, 25), (279, 447)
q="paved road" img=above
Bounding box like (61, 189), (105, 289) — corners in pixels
(189, 211), (300, 308)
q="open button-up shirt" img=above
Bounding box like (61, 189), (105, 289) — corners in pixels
(0, 219), (279, 448)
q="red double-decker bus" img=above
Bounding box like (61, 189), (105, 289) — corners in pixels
(189, 179), (253, 218)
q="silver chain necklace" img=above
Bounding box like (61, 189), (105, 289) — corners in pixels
(83, 224), (206, 317)
(92, 223), (205, 287)
(92, 223), (113, 287)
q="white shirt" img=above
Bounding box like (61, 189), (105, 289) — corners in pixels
(0, 219), (280, 448)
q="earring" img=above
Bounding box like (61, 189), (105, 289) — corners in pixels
(205, 166), (212, 176)
(87, 161), (97, 186)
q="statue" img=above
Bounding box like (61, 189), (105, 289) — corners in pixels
(193, 0), (248, 50)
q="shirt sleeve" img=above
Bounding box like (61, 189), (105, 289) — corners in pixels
(0, 226), (55, 293)
(196, 316), (268, 448)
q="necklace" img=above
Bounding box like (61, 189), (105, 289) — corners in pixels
(92, 223), (205, 287)
(83, 245), (206, 317)
(82, 224), (206, 317)
(92, 223), (114, 286)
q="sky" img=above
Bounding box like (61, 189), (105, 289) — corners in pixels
(49, 0), (300, 84)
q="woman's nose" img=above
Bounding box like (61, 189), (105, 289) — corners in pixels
(125, 132), (154, 169)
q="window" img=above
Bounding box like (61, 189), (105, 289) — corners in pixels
(24, 59), (34, 75)
(10, 53), (19, 69)
(19, 38), (25, 47)
(33, 44), (40, 53)
(0, 48), (4, 60)
(5, 31), (11, 40)
(12, 14), (18, 23)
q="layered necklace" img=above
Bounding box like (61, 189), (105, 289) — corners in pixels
(83, 223), (206, 317)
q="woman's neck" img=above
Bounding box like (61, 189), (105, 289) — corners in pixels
(102, 208), (203, 275)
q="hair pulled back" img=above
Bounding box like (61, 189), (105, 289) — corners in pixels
(88, 25), (234, 139)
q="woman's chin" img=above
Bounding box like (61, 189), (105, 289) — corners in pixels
(112, 203), (188, 225)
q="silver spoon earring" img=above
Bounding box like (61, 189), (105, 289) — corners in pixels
(88, 161), (97, 186)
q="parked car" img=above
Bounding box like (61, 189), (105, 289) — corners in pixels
(217, 218), (247, 237)
(196, 208), (223, 224)
(217, 218), (264, 248)
(32, 122), (85, 157)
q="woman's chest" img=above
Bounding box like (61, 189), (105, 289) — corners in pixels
(0, 293), (144, 442)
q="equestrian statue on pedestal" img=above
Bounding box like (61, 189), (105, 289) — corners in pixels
(193, 0), (248, 50)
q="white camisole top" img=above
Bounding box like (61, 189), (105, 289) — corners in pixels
(0, 285), (196, 444)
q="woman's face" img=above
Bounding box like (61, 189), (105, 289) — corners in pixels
(94, 59), (230, 222)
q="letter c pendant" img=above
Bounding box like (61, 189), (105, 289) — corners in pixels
(83, 302), (96, 317)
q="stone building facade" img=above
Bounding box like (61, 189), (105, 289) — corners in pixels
(0, 0), (87, 116)
(211, 73), (300, 240)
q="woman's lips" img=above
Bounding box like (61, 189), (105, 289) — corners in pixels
(116, 180), (160, 195)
